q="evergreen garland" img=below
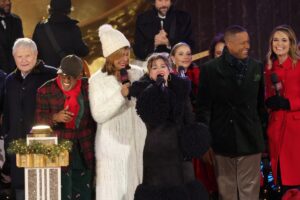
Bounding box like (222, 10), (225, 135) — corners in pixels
(7, 139), (72, 159)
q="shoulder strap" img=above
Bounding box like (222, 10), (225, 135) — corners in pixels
(43, 23), (66, 59)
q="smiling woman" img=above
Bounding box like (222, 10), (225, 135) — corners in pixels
(89, 24), (146, 200)
(264, 25), (300, 196)
(104, 47), (130, 75)
(270, 31), (291, 64)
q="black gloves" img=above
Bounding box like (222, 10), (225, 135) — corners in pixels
(156, 75), (165, 87)
(265, 95), (290, 110)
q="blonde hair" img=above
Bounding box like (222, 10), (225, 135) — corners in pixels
(101, 47), (130, 75)
(266, 25), (300, 69)
(146, 53), (171, 73)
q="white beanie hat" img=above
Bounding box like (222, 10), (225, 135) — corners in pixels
(98, 24), (130, 57)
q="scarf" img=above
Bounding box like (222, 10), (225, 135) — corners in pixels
(224, 47), (249, 85)
(56, 76), (82, 129)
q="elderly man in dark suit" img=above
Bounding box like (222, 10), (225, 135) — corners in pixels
(197, 25), (265, 200)
(2, 38), (57, 200)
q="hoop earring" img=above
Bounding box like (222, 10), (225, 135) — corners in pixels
(168, 74), (171, 81)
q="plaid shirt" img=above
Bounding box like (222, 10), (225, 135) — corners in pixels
(35, 78), (95, 169)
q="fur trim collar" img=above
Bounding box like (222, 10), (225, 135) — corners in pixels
(168, 74), (191, 99)
(133, 74), (191, 125)
(131, 73), (191, 98)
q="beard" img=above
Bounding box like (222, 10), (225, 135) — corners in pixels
(157, 7), (169, 17)
(0, 5), (11, 16)
(0, 7), (5, 15)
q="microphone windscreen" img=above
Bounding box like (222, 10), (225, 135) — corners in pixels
(178, 66), (185, 72)
(120, 68), (128, 76)
(178, 66), (186, 78)
(120, 68), (129, 84)
(156, 74), (165, 86)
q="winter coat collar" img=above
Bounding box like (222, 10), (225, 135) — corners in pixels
(131, 73), (190, 98)
(216, 48), (249, 78)
(168, 73), (191, 98)
(133, 73), (191, 125)
(223, 47), (249, 67)
(14, 60), (48, 80)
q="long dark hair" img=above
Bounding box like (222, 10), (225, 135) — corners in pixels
(209, 33), (225, 59)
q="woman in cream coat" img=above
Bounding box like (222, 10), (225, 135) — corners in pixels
(89, 24), (146, 200)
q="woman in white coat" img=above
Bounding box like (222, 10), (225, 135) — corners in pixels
(89, 24), (146, 200)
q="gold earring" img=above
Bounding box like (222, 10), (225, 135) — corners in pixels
(168, 75), (171, 81)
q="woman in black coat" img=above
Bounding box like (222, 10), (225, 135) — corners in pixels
(130, 53), (210, 200)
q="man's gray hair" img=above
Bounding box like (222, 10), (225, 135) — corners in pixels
(12, 38), (38, 55)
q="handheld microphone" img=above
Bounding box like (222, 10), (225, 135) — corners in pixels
(156, 74), (165, 90)
(120, 68), (131, 100)
(1, 19), (6, 30)
(120, 68), (130, 84)
(160, 20), (164, 30)
(270, 73), (282, 96)
(178, 66), (186, 78)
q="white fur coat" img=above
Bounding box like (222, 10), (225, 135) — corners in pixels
(89, 65), (146, 200)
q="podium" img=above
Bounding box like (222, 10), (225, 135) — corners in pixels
(11, 125), (70, 200)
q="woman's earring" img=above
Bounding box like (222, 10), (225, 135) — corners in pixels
(168, 74), (171, 81)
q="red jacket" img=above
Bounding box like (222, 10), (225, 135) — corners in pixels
(265, 57), (300, 185)
(186, 64), (200, 96)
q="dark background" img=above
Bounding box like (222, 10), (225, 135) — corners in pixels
(174, 0), (300, 63)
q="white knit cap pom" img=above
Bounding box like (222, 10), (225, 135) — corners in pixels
(98, 24), (130, 57)
(98, 24), (113, 38)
